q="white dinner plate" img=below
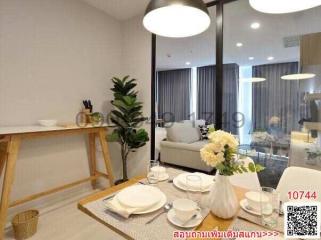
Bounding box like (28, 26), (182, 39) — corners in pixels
(173, 173), (214, 192)
(177, 173), (214, 190)
(167, 209), (203, 228)
(133, 191), (167, 214)
(240, 199), (273, 216)
(117, 185), (163, 209)
(113, 190), (167, 214)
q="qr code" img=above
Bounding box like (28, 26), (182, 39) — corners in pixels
(284, 202), (321, 239)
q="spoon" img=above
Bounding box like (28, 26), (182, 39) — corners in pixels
(145, 203), (172, 224)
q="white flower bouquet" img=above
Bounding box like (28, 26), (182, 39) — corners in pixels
(200, 130), (264, 176)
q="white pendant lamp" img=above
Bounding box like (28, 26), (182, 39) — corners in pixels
(249, 0), (321, 14)
(281, 73), (316, 80)
(241, 77), (266, 83)
(143, 0), (211, 38)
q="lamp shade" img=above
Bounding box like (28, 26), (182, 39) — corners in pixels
(241, 77), (266, 83)
(281, 73), (316, 80)
(143, 0), (211, 38)
(249, 0), (321, 14)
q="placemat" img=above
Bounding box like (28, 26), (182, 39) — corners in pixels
(237, 209), (284, 233)
(83, 168), (210, 240)
(222, 209), (286, 240)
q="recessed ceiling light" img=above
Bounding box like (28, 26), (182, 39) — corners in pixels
(251, 22), (260, 29)
(186, 62), (191, 65)
(267, 56), (274, 61)
(241, 77), (266, 83)
(249, 0), (321, 14)
(281, 73), (316, 80)
(236, 42), (243, 47)
(249, 57), (254, 60)
(143, 0), (211, 38)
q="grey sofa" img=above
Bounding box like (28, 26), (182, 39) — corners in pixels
(160, 120), (214, 172)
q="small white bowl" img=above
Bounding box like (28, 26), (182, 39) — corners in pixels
(245, 191), (268, 211)
(38, 120), (57, 127)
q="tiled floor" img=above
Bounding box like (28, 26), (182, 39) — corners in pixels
(5, 191), (125, 240)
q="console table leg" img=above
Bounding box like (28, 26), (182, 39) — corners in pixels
(88, 133), (97, 189)
(98, 129), (114, 186)
(0, 142), (7, 178)
(0, 136), (21, 239)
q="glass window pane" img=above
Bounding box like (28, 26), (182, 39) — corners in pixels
(224, 0), (321, 187)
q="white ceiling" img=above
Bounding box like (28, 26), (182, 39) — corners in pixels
(156, 0), (321, 70)
(81, 0), (214, 20)
(80, 0), (321, 70)
(81, 0), (149, 20)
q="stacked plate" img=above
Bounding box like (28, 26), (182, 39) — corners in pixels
(173, 172), (215, 192)
(108, 185), (167, 215)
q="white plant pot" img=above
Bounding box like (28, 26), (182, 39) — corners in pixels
(208, 174), (239, 219)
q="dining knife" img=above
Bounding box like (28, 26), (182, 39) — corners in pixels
(103, 194), (116, 202)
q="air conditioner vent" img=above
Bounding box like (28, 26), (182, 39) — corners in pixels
(283, 35), (300, 48)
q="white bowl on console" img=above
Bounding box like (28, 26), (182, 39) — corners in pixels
(38, 120), (57, 127)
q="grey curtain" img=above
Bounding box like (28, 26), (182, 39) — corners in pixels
(197, 65), (216, 124)
(197, 64), (239, 134)
(157, 69), (191, 122)
(252, 62), (300, 134)
(223, 64), (239, 134)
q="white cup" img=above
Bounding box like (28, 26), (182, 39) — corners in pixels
(173, 198), (199, 222)
(151, 166), (166, 178)
(245, 191), (268, 211)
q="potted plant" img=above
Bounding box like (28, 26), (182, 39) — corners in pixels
(200, 130), (264, 219)
(110, 76), (149, 184)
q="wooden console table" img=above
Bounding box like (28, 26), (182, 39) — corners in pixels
(0, 125), (115, 239)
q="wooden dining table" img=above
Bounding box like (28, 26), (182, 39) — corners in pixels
(78, 175), (247, 240)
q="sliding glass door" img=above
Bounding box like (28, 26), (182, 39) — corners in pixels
(153, 6), (216, 160)
(223, 0), (321, 187)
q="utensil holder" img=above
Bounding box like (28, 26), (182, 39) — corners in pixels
(12, 210), (39, 240)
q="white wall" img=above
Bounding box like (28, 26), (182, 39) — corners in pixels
(0, 0), (151, 222)
(121, 15), (151, 178)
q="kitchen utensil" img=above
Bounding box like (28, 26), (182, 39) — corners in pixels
(145, 203), (172, 224)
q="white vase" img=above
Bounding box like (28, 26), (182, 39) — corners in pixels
(208, 174), (239, 219)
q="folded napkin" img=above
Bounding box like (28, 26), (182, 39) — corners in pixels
(104, 197), (140, 219)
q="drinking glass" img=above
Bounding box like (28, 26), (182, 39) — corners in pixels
(185, 175), (202, 206)
(260, 187), (280, 229)
(147, 161), (159, 184)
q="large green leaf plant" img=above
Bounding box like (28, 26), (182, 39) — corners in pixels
(110, 76), (149, 182)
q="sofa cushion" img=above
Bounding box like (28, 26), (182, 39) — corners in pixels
(166, 122), (200, 143)
(199, 125), (210, 140)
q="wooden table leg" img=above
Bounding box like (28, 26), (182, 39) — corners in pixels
(97, 129), (114, 186)
(0, 142), (8, 178)
(0, 136), (21, 239)
(88, 133), (97, 189)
